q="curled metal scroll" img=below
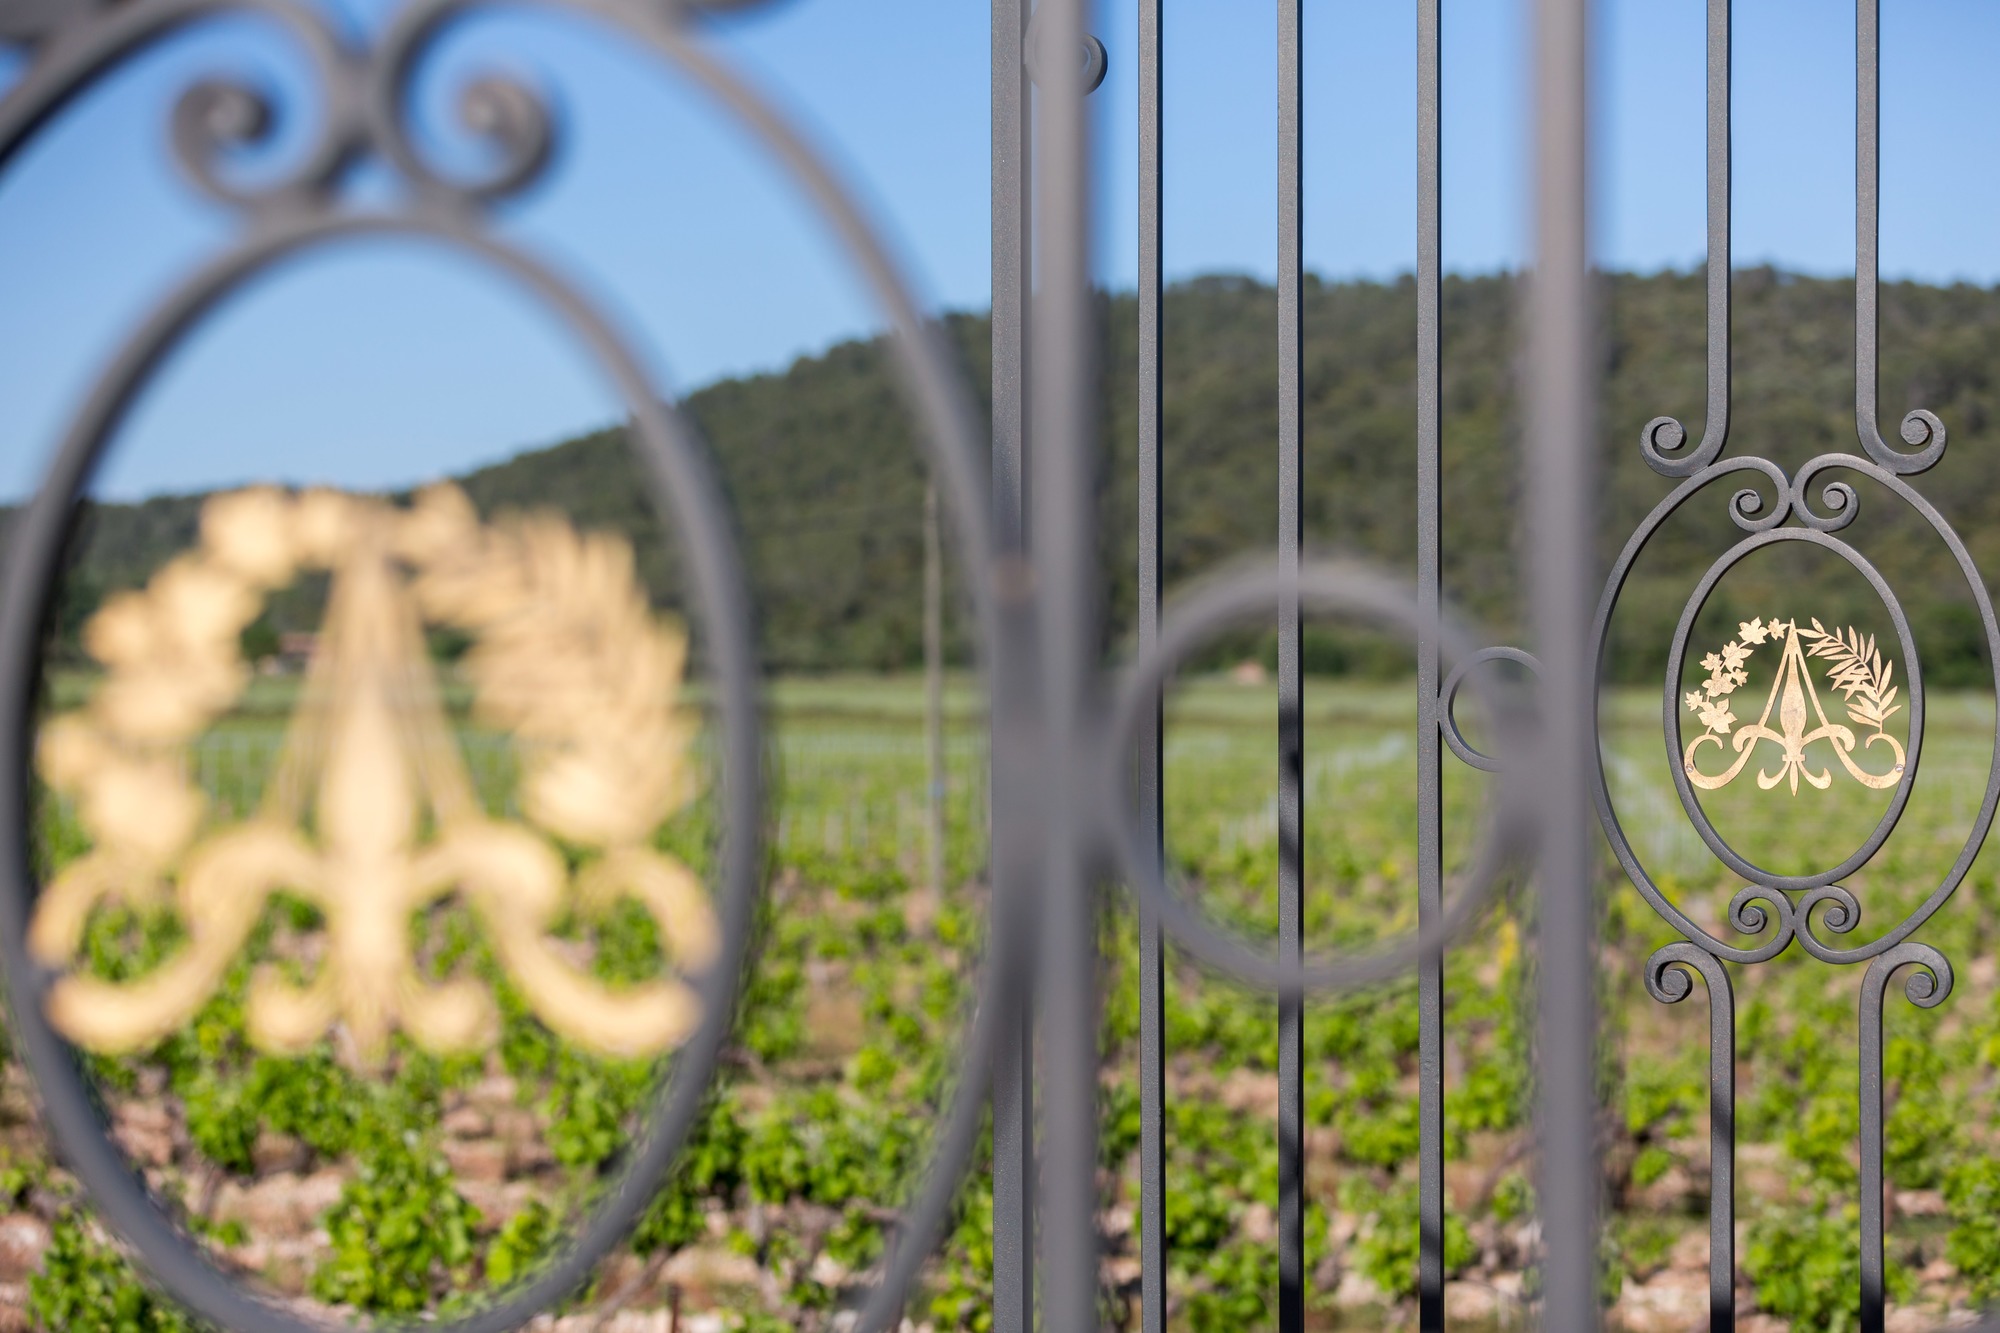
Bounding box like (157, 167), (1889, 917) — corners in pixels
(1592, 452), (2000, 967)
(16, 2), (362, 213)
(0, 3), (1008, 1331)
(1439, 645), (1541, 772)
(1098, 559), (1535, 996)
(1023, 7), (1109, 95)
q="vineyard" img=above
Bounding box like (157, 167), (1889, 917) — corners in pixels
(6, 672), (2000, 1331)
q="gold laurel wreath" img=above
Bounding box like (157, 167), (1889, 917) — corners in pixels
(32, 485), (717, 1063)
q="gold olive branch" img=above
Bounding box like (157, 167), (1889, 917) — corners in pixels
(1798, 619), (1902, 736)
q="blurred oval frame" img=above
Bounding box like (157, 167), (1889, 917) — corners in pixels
(0, 2), (1005, 1330)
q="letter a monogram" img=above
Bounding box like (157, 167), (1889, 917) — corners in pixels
(32, 485), (717, 1063)
(1682, 616), (1905, 794)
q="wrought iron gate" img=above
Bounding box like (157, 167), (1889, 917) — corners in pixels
(984, 0), (1999, 1330)
(986, 0), (1597, 1327)
(1, 0), (1998, 1330)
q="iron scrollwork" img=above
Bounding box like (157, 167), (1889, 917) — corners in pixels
(3, 4), (1539, 1330)
(0, 2), (1007, 1331)
(1097, 560), (1538, 998)
(1595, 138), (2000, 975)
(7, 0), (1992, 1327)
(1577, 1), (2000, 1327)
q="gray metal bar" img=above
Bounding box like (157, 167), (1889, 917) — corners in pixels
(1031, 0), (1100, 1328)
(1702, 0), (1731, 457)
(990, 0), (1034, 1327)
(1527, 0), (1600, 1325)
(1705, 966), (1736, 1333)
(1860, 946), (1952, 1333)
(1861, 957), (1891, 1333)
(1856, 0), (1879, 455)
(1849, 0), (1944, 470)
(1703, 9), (1735, 1328)
(1276, 1), (1306, 1329)
(1647, 946), (1738, 1333)
(1137, 0), (1169, 1328)
(992, 0), (1031, 546)
(1857, 18), (1891, 1331)
(925, 478), (946, 909)
(1414, 0), (1444, 1324)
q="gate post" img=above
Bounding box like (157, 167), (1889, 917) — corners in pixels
(990, 2), (1035, 1330)
(1527, 0), (1602, 1325)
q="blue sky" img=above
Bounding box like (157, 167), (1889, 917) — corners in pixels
(2, 0), (1998, 502)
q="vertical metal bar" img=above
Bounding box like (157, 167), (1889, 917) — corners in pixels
(992, 3), (1032, 539)
(1137, 0), (1169, 1328)
(1703, 6), (1735, 1328)
(1527, 0), (1600, 1324)
(1276, 1), (1305, 1329)
(925, 479), (946, 908)
(990, 0), (1034, 1327)
(1854, 19), (1925, 1312)
(1849, 0), (1942, 465)
(1860, 961), (1890, 1333)
(1647, 946), (1736, 1331)
(1032, 0), (1099, 1329)
(992, 0), (1032, 549)
(1702, 0), (1732, 454)
(1859, 947), (1951, 1333)
(1414, 0), (1445, 1325)
(1856, 0), (1880, 452)
(1705, 968), (1736, 1333)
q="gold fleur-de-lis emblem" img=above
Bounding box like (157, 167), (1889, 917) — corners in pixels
(1682, 616), (1905, 793)
(32, 485), (717, 1062)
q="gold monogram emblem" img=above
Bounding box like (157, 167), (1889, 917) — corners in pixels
(1682, 617), (1906, 793)
(33, 485), (717, 1062)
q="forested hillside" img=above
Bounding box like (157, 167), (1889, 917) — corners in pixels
(25, 268), (2000, 681)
